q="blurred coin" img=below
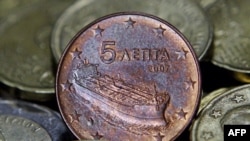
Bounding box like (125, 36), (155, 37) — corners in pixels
(208, 0), (250, 73)
(51, 0), (212, 62)
(0, 0), (38, 18)
(0, 115), (52, 141)
(233, 72), (250, 83)
(192, 0), (217, 9)
(0, 99), (73, 141)
(0, 0), (74, 97)
(56, 12), (201, 141)
(190, 84), (250, 140)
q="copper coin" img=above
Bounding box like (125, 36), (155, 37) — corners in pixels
(56, 12), (201, 141)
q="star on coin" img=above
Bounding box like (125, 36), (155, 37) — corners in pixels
(210, 109), (222, 119)
(185, 78), (196, 90)
(175, 48), (189, 60)
(74, 110), (82, 121)
(231, 95), (245, 103)
(154, 25), (166, 37)
(125, 17), (136, 28)
(201, 131), (213, 140)
(87, 116), (94, 126)
(60, 80), (72, 92)
(69, 110), (82, 123)
(154, 133), (164, 141)
(176, 108), (187, 120)
(92, 131), (103, 140)
(94, 25), (104, 37)
(70, 48), (82, 60)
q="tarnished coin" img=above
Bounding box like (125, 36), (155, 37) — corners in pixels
(0, 99), (73, 141)
(51, 0), (212, 62)
(208, 0), (250, 73)
(0, 0), (73, 95)
(190, 84), (250, 141)
(0, 115), (52, 141)
(56, 12), (201, 141)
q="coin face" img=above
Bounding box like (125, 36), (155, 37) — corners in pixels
(56, 13), (201, 141)
(51, 0), (212, 62)
(0, 115), (52, 141)
(208, 0), (250, 73)
(0, 0), (73, 94)
(0, 99), (73, 141)
(190, 84), (250, 141)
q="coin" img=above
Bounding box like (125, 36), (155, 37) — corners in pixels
(0, 0), (74, 96)
(192, 0), (217, 9)
(198, 87), (229, 113)
(0, 115), (52, 141)
(233, 72), (250, 83)
(208, 0), (250, 73)
(190, 84), (250, 141)
(56, 12), (201, 140)
(0, 0), (39, 18)
(0, 99), (73, 141)
(51, 0), (212, 62)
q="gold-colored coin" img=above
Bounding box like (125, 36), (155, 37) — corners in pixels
(208, 0), (250, 73)
(191, 84), (250, 140)
(198, 87), (229, 113)
(233, 72), (250, 83)
(0, 0), (74, 101)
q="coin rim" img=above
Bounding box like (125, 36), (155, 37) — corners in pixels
(56, 11), (201, 140)
(0, 114), (52, 141)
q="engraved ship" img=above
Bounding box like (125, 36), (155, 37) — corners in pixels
(72, 60), (170, 134)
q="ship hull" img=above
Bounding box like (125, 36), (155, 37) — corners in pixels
(72, 82), (167, 135)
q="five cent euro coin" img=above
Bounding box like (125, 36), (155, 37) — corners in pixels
(56, 12), (201, 141)
(51, 0), (212, 62)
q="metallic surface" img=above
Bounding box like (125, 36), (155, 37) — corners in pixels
(0, 115), (52, 141)
(193, 0), (217, 9)
(56, 13), (201, 141)
(233, 72), (250, 83)
(208, 0), (250, 73)
(51, 0), (212, 62)
(0, 0), (73, 94)
(0, 99), (73, 141)
(190, 84), (250, 141)
(198, 87), (229, 113)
